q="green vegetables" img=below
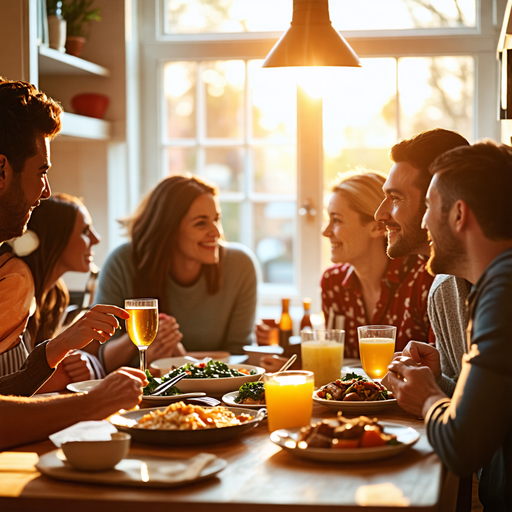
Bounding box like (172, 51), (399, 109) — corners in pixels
(162, 360), (254, 380)
(142, 370), (182, 397)
(234, 381), (265, 404)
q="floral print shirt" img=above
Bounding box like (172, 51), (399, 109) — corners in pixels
(321, 255), (435, 358)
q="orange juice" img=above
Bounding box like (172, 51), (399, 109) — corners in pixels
(264, 373), (314, 432)
(301, 341), (344, 387)
(359, 337), (395, 379)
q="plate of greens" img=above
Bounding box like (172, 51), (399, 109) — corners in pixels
(155, 360), (265, 397)
(222, 381), (266, 409)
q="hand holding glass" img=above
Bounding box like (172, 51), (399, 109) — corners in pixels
(357, 325), (396, 380)
(301, 329), (345, 388)
(125, 299), (159, 372)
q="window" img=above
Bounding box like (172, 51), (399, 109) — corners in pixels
(140, 0), (502, 310)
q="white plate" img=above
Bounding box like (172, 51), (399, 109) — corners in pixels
(150, 363), (265, 397)
(313, 391), (397, 414)
(36, 449), (227, 487)
(150, 355), (249, 373)
(66, 379), (209, 404)
(270, 423), (420, 462)
(222, 391), (266, 409)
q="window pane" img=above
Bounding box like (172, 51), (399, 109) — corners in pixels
(220, 201), (240, 242)
(204, 61), (245, 139)
(398, 56), (474, 141)
(254, 202), (295, 284)
(322, 58), (397, 188)
(249, 60), (296, 141)
(164, 62), (196, 139)
(165, 147), (197, 175)
(166, 0), (476, 34)
(252, 146), (296, 195)
(204, 147), (244, 192)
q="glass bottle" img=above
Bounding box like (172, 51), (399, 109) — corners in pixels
(278, 298), (293, 348)
(300, 298), (313, 331)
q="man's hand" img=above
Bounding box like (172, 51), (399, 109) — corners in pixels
(400, 341), (442, 379)
(255, 320), (278, 346)
(147, 313), (186, 363)
(387, 357), (446, 417)
(89, 367), (148, 414)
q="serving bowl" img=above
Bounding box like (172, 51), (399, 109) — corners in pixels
(111, 406), (265, 445)
(61, 432), (131, 471)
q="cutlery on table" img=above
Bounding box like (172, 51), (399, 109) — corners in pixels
(151, 372), (188, 396)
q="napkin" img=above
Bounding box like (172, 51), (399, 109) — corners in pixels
(49, 421), (118, 447)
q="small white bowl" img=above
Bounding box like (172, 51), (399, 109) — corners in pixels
(61, 432), (131, 472)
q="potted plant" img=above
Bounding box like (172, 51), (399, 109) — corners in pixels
(61, 0), (101, 58)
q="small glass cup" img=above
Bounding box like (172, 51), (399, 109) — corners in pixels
(357, 325), (396, 380)
(301, 329), (345, 388)
(263, 371), (314, 432)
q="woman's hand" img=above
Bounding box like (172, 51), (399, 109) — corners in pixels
(46, 305), (130, 368)
(147, 313), (186, 363)
(61, 352), (95, 382)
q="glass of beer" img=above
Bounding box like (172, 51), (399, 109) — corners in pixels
(125, 299), (159, 372)
(357, 325), (396, 380)
(301, 329), (345, 388)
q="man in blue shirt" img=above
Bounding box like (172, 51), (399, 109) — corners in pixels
(387, 141), (512, 510)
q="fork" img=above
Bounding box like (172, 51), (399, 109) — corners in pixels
(151, 372), (188, 396)
(184, 397), (221, 407)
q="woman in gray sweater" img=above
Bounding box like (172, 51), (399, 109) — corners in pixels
(94, 176), (258, 373)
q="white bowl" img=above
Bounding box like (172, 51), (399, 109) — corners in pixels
(159, 363), (265, 397)
(61, 432), (131, 471)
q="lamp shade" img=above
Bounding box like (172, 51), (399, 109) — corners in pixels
(262, 0), (361, 68)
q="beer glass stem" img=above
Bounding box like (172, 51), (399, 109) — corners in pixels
(139, 347), (148, 373)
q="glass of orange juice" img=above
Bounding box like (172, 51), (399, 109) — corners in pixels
(301, 329), (345, 388)
(263, 371), (314, 432)
(357, 325), (396, 381)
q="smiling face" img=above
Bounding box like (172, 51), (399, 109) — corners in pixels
(174, 193), (223, 268)
(0, 134), (51, 241)
(58, 206), (100, 273)
(422, 176), (466, 277)
(374, 161), (429, 258)
(323, 192), (380, 266)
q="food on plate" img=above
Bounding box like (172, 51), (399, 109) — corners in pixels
(136, 401), (254, 430)
(142, 370), (182, 397)
(315, 372), (393, 402)
(163, 360), (256, 380)
(297, 412), (400, 449)
(234, 381), (265, 404)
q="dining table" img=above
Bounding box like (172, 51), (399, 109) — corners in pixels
(0, 396), (459, 512)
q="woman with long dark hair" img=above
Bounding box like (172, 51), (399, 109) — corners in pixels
(0, 193), (111, 391)
(95, 175), (258, 373)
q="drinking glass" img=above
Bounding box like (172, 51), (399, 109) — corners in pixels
(125, 299), (159, 372)
(263, 371), (314, 432)
(357, 325), (396, 380)
(301, 329), (345, 388)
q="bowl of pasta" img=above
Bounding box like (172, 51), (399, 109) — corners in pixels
(110, 401), (266, 445)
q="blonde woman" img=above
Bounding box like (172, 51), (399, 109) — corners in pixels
(321, 170), (434, 358)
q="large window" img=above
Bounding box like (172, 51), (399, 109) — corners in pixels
(140, 0), (502, 310)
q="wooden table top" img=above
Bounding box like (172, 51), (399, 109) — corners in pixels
(0, 402), (456, 512)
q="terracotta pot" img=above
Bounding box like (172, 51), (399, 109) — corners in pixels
(71, 93), (110, 119)
(65, 36), (86, 57)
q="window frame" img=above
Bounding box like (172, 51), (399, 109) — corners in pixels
(139, 0), (505, 311)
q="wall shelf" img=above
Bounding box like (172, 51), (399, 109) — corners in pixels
(38, 46), (110, 77)
(59, 112), (111, 140)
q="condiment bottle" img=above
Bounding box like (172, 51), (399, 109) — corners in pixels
(300, 298), (313, 331)
(278, 298), (293, 348)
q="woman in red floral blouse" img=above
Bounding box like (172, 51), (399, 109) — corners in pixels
(322, 171), (434, 358)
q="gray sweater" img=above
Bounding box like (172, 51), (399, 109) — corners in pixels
(94, 242), (258, 355)
(427, 274), (471, 396)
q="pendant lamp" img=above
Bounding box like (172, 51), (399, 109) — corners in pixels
(262, 0), (361, 68)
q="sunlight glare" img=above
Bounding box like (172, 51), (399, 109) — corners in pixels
(165, 63), (193, 98)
